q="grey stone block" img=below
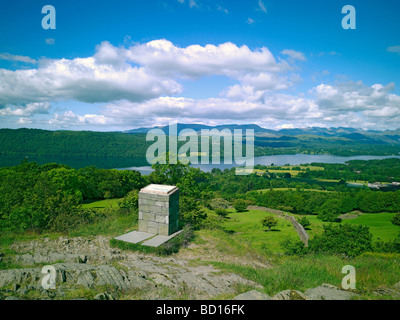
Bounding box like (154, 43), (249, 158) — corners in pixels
(138, 184), (180, 236)
(158, 224), (169, 236)
(138, 220), (148, 232)
(143, 212), (155, 221)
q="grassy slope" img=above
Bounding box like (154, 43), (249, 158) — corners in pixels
(291, 212), (400, 242)
(209, 252), (400, 298)
(82, 198), (121, 210)
(2, 198), (400, 299)
(221, 209), (298, 253)
(343, 213), (400, 242)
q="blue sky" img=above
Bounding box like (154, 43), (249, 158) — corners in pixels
(0, 0), (399, 131)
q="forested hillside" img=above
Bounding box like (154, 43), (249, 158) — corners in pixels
(0, 129), (150, 158)
(1, 128), (400, 170)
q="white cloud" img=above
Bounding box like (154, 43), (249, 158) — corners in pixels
(312, 82), (399, 113)
(0, 102), (50, 117)
(49, 111), (112, 127)
(257, 0), (267, 13)
(49, 93), (319, 129)
(0, 48), (181, 106)
(3, 39), (399, 131)
(388, 46), (400, 55)
(177, 0), (198, 8)
(126, 39), (289, 78)
(0, 52), (37, 64)
(45, 38), (55, 45)
(17, 117), (33, 125)
(246, 18), (255, 24)
(281, 49), (306, 61)
(189, 0), (198, 8)
(238, 72), (292, 91)
(217, 5), (229, 14)
(222, 85), (266, 102)
(45, 79), (400, 131)
(0, 40), (293, 110)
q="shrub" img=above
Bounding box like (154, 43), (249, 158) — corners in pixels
(280, 238), (308, 256)
(373, 235), (400, 253)
(118, 190), (139, 215)
(179, 196), (207, 230)
(202, 214), (224, 230)
(208, 198), (230, 210)
(297, 216), (311, 229)
(261, 215), (278, 231)
(391, 213), (400, 226)
(215, 208), (228, 217)
(233, 199), (247, 212)
(317, 199), (342, 222)
(309, 224), (373, 257)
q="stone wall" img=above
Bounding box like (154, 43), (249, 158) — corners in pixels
(285, 215), (309, 246)
(138, 185), (179, 236)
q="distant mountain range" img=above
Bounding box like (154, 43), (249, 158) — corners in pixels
(124, 123), (400, 144)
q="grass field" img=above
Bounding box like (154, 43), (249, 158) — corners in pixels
(208, 252), (400, 298)
(291, 212), (400, 242)
(255, 188), (333, 193)
(254, 165), (324, 177)
(82, 198), (121, 210)
(213, 209), (299, 253)
(343, 213), (400, 242)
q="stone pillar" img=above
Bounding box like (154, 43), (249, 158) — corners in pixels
(138, 184), (179, 236)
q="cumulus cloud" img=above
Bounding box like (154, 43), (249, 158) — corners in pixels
(125, 39), (289, 78)
(46, 79), (400, 130)
(0, 102), (50, 117)
(309, 81), (400, 128)
(2, 38), (399, 130)
(312, 81), (399, 112)
(49, 111), (112, 127)
(1, 38), (300, 130)
(0, 52), (181, 106)
(0, 39), (293, 110)
(48, 93), (319, 129)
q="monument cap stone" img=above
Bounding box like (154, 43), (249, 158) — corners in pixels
(140, 184), (178, 195)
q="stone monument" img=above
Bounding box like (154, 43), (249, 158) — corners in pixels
(138, 184), (179, 236)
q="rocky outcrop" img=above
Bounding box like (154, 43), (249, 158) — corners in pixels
(1, 236), (260, 300)
(273, 289), (309, 300)
(304, 283), (358, 300)
(234, 290), (272, 300)
(0, 263), (151, 291)
(234, 285), (359, 301)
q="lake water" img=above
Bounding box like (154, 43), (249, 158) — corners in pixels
(117, 154), (400, 175)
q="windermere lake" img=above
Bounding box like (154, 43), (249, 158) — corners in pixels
(117, 154), (400, 175)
